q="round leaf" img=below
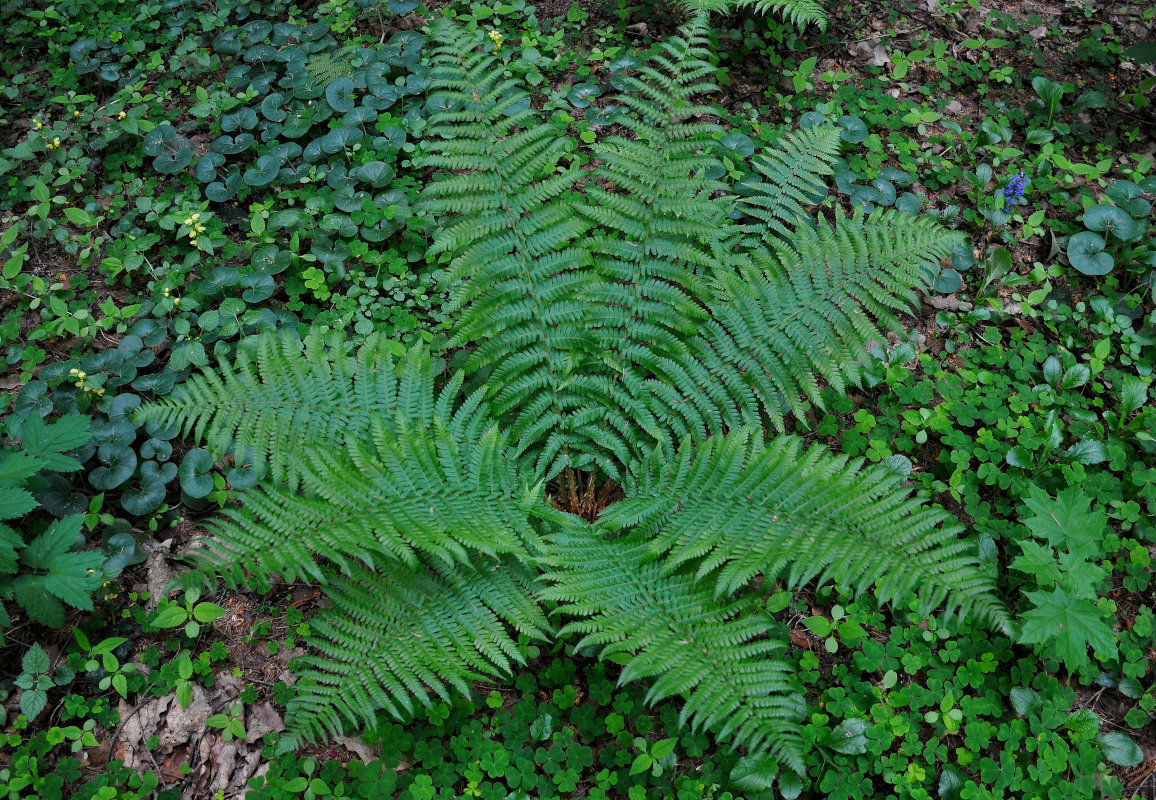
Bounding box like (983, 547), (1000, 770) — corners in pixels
(1083, 204), (1136, 240)
(179, 449), (215, 498)
(325, 77), (356, 113)
(718, 132), (755, 159)
(932, 267), (963, 294)
(567, 83), (601, 109)
(91, 445), (138, 490)
(838, 115), (868, 143)
(1067, 231), (1113, 275)
(243, 155), (281, 187)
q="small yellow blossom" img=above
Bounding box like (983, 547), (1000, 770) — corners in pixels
(74, 111), (80, 117)
(53, 137), (60, 147)
(173, 297), (181, 305)
(33, 119), (43, 130)
(117, 111), (126, 120)
(488, 29), (503, 50)
(163, 288), (170, 296)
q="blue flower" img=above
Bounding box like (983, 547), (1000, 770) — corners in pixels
(1002, 171), (1028, 211)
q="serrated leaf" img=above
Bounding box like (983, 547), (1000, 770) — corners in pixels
(22, 642), (50, 673)
(20, 515), (84, 569)
(14, 575), (65, 627)
(20, 688), (47, 720)
(1009, 686), (1042, 716)
(1010, 541), (1061, 585)
(1020, 585), (1117, 671)
(1022, 486), (1106, 561)
(1098, 732), (1143, 766)
(0, 486), (38, 520)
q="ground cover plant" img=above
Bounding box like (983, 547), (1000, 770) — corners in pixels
(0, 0), (1154, 797)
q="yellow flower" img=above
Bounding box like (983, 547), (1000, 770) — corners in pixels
(52, 137), (60, 146)
(73, 111), (80, 117)
(117, 111), (126, 120)
(173, 297), (181, 305)
(488, 29), (503, 50)
(75, 381), (84, 388)
(190, 213), (200, 221)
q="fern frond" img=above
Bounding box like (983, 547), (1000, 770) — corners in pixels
(680, 0), (827, 30)
(283, 557), (551, 746)
(579, 15), (725, 362)
(737, 125), (842, 244)
(136, 331), (415, 489)
(648, 208), (966, 432)
(185, 415), (545, 590)
(606, 430), (1012, 633)
(541, 528), (807, 774)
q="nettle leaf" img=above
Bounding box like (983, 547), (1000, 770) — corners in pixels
(1098, 732), (1144, 766)
(325, 77), (356, 113)
(179, 449), (215, 498)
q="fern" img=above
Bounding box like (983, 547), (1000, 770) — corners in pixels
(137, 331), (420, 489)
(141, 13), (1009, 782)
(737, 124), (842, 244)
(609, 430), (1012, 632)
(681, 0), (827, 30)
(282, 557), (551, 748)
(541, 527), (807, 773)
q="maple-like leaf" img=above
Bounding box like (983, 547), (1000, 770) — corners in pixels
(1021, 485), (1106, 561)
(1019, 585), (1117, 671)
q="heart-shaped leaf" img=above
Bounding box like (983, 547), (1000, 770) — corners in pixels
(241, 272), (275, 303)
(838, 115), (868, 143)
(567, 83), (601, 109)
(243, 155), (282, 187)
(179, 449), (215, 498)
(193, 153), (225, 183)
(1083, 204), (1136, 240)
(260, 93), (288, 122)
(932, 267), (963, 294)
(381, 31), (426, 68)
(718, 132), (755, 159)
(355, 160), (394, 188)
(91, 445), (137, 490)
(1067, 231), (1113, 275)
(211, 133), (255, 155)
(325, 77), (356, 113)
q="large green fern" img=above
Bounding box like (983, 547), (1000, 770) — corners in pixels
(137, 12), (1009, 785)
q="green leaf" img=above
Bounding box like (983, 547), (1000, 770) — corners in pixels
(193, 602), (226, 623)
(650, 738), (676, 759)
(179, 449), (215, 498)
(1009, 686), (1042, 716)
(1098, 732), (1143, 766)
(1067, 231), (1113, 275)
(1019, 585), (1117, 671)
(803, 616), (833, 637)
(828, 717), (868, 754)
(629, 753), (652, 775)
(1010, 541), (1061, 584)
(20, 515), (84, 569)
(1064, 708), (1099, 738)
(1022, 486), (1105, 560)
(22, 642), (50, 674)
(20, 688), (47, 720)
(150, 602), (188, 628)
(63, 207), (94, 226)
